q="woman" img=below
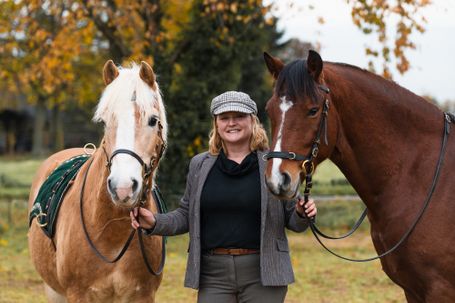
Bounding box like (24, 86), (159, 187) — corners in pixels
(130, 91), (317, 303)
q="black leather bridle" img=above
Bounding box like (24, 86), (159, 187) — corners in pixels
(103, 119), (167, 206)
(79, 119), (167, 275)
(263, 82), (454, 262)
(263, 84), (331, 202)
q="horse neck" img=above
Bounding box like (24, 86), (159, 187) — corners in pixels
(324, 64), (444, 212)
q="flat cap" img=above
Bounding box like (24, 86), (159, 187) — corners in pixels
(210, 91), (257, 116)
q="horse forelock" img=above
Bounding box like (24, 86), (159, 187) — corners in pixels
(275, 59), (321, 104)
(93, 64), (167, 141)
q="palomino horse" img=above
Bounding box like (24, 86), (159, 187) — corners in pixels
(28, 60), (167, 302)
(263, 50), (455, 302)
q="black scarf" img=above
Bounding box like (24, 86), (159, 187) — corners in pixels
(217, 149), (258, 176)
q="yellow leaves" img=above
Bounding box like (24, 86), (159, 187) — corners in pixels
(348, 0), (431, 77)
(186, 135), (205, 157)
(173, 63), (183, 75)
(230, 3), (238, 14)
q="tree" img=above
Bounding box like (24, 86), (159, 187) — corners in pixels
(153, 0), (283, 199)
(0, 1), (97, 154)
(347, 0), (430, 78)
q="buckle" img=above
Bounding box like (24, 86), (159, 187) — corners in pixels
(301, 160), (315, 176)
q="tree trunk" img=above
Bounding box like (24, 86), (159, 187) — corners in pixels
(32, 97), (47, 156)
(50, 105), (64, 151)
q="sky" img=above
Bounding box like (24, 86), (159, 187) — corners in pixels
(271, 0), (455, 102)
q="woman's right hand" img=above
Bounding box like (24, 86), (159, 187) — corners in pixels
(130, 207), (156, 230)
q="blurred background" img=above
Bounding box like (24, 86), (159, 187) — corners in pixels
(0, 1), (453, 302)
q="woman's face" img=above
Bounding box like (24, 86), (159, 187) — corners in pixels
(216, 112), (253, 148)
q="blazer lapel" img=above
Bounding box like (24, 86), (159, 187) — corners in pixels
(194, 153), (217, 237)
(257, 150), (269, 243)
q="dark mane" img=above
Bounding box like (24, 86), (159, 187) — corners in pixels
(276, 60), (322, 103)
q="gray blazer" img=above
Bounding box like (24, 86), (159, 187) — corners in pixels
(151, 150), (310, 289)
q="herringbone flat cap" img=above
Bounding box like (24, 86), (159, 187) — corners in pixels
(210, 91), (257, 115)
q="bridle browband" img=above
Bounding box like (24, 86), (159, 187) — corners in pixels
(263, 81), (455, 262)
(80, 119), (167, 275)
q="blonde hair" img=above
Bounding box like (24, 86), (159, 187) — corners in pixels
(208, 114), (269, 155)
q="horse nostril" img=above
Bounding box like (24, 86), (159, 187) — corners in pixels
(132, 178), (138, 192)
(108, 178), (114, 192)
(282, 172), (291, 188)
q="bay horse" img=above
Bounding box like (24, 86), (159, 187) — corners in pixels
(28, 60), (167, 302)
(263, 50), (455, 302)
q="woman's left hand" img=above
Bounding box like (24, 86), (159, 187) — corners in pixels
(296, 197), (317, 218)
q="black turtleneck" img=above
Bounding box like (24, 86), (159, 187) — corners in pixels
(200, 150), (261, 251)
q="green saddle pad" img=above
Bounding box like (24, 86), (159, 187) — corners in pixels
(29, 154), (90, 238)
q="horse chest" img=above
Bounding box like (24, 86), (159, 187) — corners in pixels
(86, 270), (149, 302)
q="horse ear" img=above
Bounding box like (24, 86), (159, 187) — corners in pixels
(307, 50), (323, 81)
(139, 61), (156, 88)
(264, 52), (284, 79)
(103, 60), (119, 85)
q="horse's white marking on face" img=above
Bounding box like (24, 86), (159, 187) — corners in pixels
(271, 96), (293, 188)
(112, 103), (140, 190)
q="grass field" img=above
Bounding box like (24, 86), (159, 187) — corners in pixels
(0, 157), (354, 199)
(0, 157), (405, 302)
(0, 199), (405, 303)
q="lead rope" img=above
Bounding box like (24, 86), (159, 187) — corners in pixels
(305, 112), (452, 262)
(80, 157), (136, 263)
(137, 189), (166, 276)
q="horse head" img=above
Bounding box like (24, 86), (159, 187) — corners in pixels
(93, 60), (167, 208)
(263, 51), (338, 199)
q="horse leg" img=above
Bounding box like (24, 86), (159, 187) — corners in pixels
(44, 284), (67, 303)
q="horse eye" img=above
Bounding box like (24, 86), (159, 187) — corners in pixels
(308, 108), (319, 116)
(148, 117), (157, 127)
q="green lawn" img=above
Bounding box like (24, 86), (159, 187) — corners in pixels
(0, 157), (403, 302)
(0, 199), (404, 303)
(0, 157), (44, 200)
(0, 157), (355, 200)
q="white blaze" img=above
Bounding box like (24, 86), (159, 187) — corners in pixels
(111, 104), (142, 190)
(270, 96), (293, 187)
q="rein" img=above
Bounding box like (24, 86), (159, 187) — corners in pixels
(264, 83), (453, 262)
(80, 126), (167, 275)
(310, 112), (452, 262)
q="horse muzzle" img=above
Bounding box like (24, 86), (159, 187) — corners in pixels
(265, 171), (300, 199)
(107, 177), (142, 207)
